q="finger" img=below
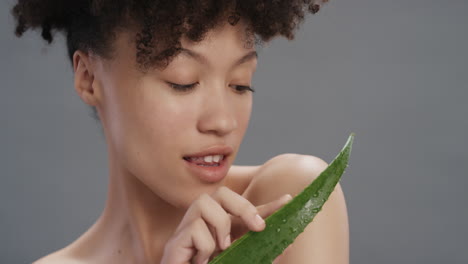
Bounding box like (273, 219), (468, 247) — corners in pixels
(256, 194), (292, 219)
(210, 186), (266, 232)
(208, 247), (223, 262)
(161, 236), (195, 264)
(190, 219), (217, 264)
(230, 194), (292, 240)
(207, 225), (219, 249)
(177, 193), (232, 250)
(169, 219), (215, 264)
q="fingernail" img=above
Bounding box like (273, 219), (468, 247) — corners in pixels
(255, 214), (265, 227)
(224, 234), (231, 249)
(282, 194), (293, 202)
(202, 260), (208, 264)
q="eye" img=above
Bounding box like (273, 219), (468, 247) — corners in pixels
(167, 82), (198, 92)
(231, 85), (255, 94)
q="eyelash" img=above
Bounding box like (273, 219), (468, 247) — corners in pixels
(167, 82), (255, 93)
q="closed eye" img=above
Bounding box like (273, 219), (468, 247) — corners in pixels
(231, 85), (255, 93)
(166, 82), (198, 92)
(166, 82), (255, 93)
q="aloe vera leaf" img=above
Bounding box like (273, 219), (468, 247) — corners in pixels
(208, 133), (354, 264)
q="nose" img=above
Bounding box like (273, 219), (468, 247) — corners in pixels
(197, 87), (238, 137)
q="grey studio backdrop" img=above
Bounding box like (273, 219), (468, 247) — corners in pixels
(1, 0), (467, 263)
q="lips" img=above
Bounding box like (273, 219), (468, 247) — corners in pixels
(183, 145), (233, 158)
(183, 145), (233, 183)
(183, 155), (225, 166)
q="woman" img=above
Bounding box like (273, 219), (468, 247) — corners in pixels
(11, 0), (348, 263)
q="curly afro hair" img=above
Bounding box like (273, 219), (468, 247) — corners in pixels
(11, 0), (327, 124)
(11, 0), (327, 71)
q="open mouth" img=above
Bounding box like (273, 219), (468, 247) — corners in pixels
(183, 155), (226, 167)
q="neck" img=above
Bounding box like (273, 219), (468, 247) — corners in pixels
(69, 146), (186, 264)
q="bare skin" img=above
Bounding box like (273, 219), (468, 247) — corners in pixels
(33, 19), (349, 264)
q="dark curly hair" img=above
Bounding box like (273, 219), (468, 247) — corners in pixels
(11, 0), (326, 124)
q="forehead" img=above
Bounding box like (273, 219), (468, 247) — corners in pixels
(181, 20), (255, 50)
(108, 20), (255, 71)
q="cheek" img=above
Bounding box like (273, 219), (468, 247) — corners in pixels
(112, 90), (201, 205)
(105, 80), (196, 175)
(129, 91), (196, 156)
(140, 101), (194, 149)
(235, 96), (253, 133)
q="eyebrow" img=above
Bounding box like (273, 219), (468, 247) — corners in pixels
(179, 48), (258, 67)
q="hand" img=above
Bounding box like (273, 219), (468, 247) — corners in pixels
(160, 186), (292, 264)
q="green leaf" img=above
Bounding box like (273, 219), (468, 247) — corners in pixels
(209, 133), (354, 264)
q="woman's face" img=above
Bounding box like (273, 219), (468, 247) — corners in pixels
(92, 21), (257, 208)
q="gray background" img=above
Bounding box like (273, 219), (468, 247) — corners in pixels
(1, 0), (467, 263)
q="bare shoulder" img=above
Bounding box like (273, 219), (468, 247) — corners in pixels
(243, 153), (331, 205)
(226, 164), (261, 195)
(243, 153), (350, 263)
(33, 250), (84, 264)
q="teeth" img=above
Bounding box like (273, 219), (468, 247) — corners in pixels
(202, 155), (224, 163)
(186, 155), (224, 164)
(204, 155), (213, 162)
